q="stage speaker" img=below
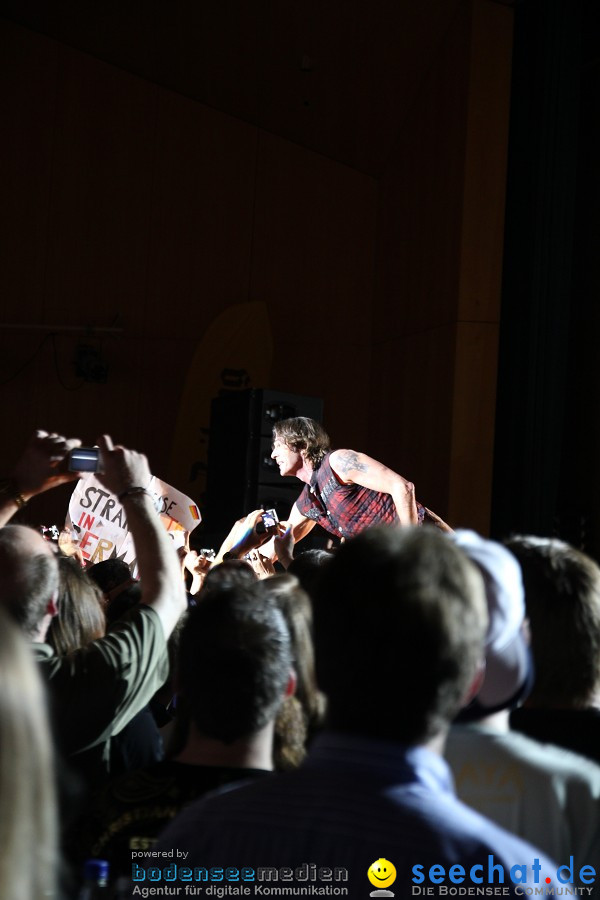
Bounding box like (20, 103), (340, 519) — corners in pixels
(205, 389), (323, 532)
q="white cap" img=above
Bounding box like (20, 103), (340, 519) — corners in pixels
(451, 530), (531, 710)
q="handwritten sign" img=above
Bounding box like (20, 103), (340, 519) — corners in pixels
(65, 475), (201, 576)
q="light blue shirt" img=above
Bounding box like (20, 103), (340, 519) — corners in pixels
(154, 733), (563, 898)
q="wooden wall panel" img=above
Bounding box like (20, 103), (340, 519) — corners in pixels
(0, 4), (513, 535)
(449, 0), (513, 532)
(371, 0), (512, 532)
(146, 91), (257, 335)
(458, 0), (513, 323)
(369, 2), (471, 512)
(1, 0), (463, 176)
(250, 131), (378, 450)
(0, 17), (379, 528)
(42, 45), (157, 322)
(1, 21), (57, 319)
(369, 326), (455, 515)
(375, 3), (470, 337)
(448, 321), (500, 532)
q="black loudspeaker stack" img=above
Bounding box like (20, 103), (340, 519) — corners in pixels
(205, 389), (323, 535)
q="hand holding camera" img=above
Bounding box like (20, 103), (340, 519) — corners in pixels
(255, 508), (279, 534)
(9, 430), (83, 501)
(67, 446), (103, 474)
(216, 508), (283, 563)
(94, 434), (152, 501)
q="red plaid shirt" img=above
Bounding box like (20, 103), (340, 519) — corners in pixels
(296, 453), (425, 539)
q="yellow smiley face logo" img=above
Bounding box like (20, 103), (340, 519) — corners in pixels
(368, 858), (397, 889)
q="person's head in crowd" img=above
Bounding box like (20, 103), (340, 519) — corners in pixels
(201, 559), (257, 594)
(87, 558), (133, 595)
(256, 574), (327, 768)
(505, 536), (600, 709)
(257, 575), (326, 728)
(0, 605), (58, 898)
(450, 530), (533, 720)
(272, 417), (330, 468)
(0, 524), (59, 640)
(314, 526), (487, 745)
(287, 549), (333, 599)
(87, 558), (141, 625)
(175, 583), (294, 755)
(46, 556), (106, 656)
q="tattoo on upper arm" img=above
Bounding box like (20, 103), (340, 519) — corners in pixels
(336, 450), (368, 475)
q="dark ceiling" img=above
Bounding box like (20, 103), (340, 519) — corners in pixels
(1, 0), (482, 176)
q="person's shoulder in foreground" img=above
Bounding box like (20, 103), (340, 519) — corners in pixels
(154, 732), (560, 897)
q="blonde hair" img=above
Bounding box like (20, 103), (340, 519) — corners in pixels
(47, 556), (106, 655)
(0, 607), (58, 900)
